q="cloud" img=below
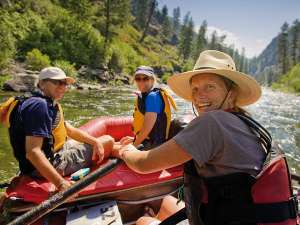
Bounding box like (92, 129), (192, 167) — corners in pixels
(195, 25), (268, 58)
(206, 26), (244, 52)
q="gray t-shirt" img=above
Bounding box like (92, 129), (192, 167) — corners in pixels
(174, 110), (266, 177)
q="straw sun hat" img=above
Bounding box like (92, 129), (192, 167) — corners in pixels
(167, 50), (261, 106)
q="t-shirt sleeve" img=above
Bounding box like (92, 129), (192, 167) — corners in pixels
(145, 92), (162, 113)
(173, 113), (224, 165)
(21, 99), (52, 138)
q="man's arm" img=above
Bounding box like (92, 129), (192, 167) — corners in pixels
(25, 136), (70, 191)
(134, 112), (157, 146)
(65, 122), (114, 163)
(65, 122), (99, 146)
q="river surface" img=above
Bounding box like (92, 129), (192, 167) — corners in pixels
(0, 87), (299, 184)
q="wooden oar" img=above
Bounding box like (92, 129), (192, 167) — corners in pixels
(8, 158), (121, 225)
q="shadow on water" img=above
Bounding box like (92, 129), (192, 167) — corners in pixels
(0, 87), (299, 184)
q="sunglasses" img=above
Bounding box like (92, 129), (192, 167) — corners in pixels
(45, 79), (68, 86)
(135, 76), (150, 82)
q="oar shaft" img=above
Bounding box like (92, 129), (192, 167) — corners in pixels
(8, 158), (121, 225)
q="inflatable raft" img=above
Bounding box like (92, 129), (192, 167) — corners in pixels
(0, 116), (191, 225)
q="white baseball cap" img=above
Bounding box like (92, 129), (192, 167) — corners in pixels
(39, 67), (76, 84)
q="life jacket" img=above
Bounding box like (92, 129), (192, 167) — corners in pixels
(132, 88), (177, 145)
(182, 112), (298, 225)
(0, 92), (67, 152)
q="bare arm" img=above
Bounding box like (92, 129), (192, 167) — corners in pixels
(113, 139), (192, 174)
(65, 122), (99, 145)
(25, 136), (67, 189)
(65, 122), (114, 163)
(134, 112), (157, 146)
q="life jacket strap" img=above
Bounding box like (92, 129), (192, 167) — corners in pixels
(210, 195), (298, 223)
(159, 208), (187, 225)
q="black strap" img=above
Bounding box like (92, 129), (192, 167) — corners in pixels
(231, 112), (272, 153)
(159, 208), (187, 225)
(216, 195), (298, 223)
(158, 197), (298, 225)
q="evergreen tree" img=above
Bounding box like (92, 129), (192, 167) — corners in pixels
(193, 20), (207, 59)
(139, 0), (157, 43)
(289, 19), (300, 66)
(101, 0), (131, 49)
(135, 0), (149, 29)
(277, 22), (289, 75)
(172, 6), (180, 34)
(179, 13), (194, 60)
(239, 47), (246, 72)
(209, 30), (217, 50)
(60, 0), (93, 20)
(161, 7), (171, 40)
(216, 34), (226, 51)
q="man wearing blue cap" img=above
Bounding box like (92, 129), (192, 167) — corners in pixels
(120, 66), (177, 149)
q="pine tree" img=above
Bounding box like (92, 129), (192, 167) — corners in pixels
(60, 0), (93, 20)
(135, 0), (149, 30)
(239, 47), (246, 72)
(289, 19), (300, 67)
(161, 5), (171, 40)
(193, 20), (207, 59)
(102, 0), (131, 48)
(216, 34), (226, 51)
(226, 44), (235, 58)
(179, 13), (194, 60)
(139, 0), (157, 43)
(277, 22), (289, 75)
(172, 6), (180, 34)
(209, 31), (217, 50)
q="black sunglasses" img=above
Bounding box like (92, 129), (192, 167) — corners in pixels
(135, 76), (150, 82)
(45, 79), (68, 86)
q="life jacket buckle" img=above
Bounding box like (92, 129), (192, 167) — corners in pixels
(289, 195), (299, 218)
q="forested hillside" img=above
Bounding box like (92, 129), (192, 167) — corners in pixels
(251, 19), (300, 92)
(0, 0), (249, 85)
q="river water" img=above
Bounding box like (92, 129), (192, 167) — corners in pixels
(0, 87), (299, 184)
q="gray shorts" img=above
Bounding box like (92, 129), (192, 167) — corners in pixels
(52, 140), (93, 176)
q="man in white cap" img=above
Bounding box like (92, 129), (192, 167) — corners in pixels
(4, 67), (114, 192)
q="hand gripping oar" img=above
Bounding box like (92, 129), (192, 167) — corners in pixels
(8, 158), (122, 225)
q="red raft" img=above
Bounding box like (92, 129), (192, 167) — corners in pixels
(1, 116), (186, 224)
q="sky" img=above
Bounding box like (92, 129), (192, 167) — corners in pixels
(158, 0), (300, 57)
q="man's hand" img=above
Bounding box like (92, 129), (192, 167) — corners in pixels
(92, 139), (105, 164)
(119, 136), (134, 145)
(57, 179), (74, 192)
(112, 144), (137, 159)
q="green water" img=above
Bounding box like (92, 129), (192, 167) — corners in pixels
(0, 87), (300, 185)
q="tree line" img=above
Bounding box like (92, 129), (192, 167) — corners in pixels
(0, 0), (250, 80)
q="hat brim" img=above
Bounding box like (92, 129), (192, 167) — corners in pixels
(167, 69), (261, 107)
(134, 71), (155, 78)
(43, 76), (76, 85)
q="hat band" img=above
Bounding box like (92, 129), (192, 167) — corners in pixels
(194, 66), (216, 70)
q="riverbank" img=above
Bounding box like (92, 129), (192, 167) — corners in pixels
(0, 62), (134, 92)
(271, 63), (300, 94)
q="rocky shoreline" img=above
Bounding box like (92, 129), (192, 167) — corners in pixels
(0, 63), (132, 92)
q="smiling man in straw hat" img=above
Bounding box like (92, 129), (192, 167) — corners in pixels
(111, 50), (297, 225)
(1, 67), (114, 192)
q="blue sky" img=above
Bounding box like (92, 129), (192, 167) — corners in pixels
(158, 0), (300, 57)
